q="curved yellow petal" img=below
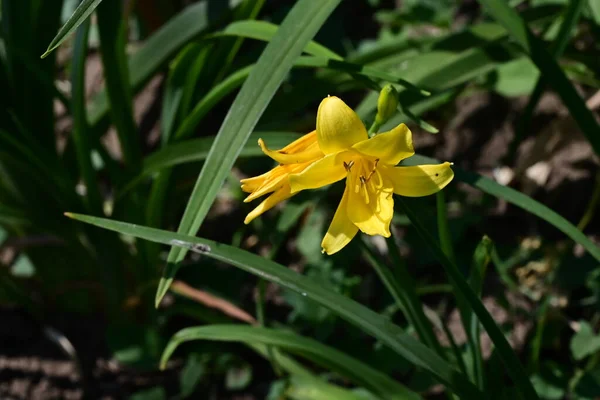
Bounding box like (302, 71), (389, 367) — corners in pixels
(288, 152), (349, 194)
(244, 186), (293, 224)
(240, 172), (270, 193)
(259, 138), (323, 165)
(351, 123), (414, 165)
(321, 186), (359, 255)
(316, 96), (368, 155)
(381, 162), (454, 197)
(280, 130), (317, 153)
(346, 171), (393, 237)
(243, 172), (287, 203)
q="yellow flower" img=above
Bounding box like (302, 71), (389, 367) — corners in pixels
(289, 96), (454, 255)
(241, 131), (323, 224)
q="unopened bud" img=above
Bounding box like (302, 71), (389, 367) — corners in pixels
(375, 84), (399, 125)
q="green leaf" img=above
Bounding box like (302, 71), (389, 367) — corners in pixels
(286, 375), (376, 400)
(157, 0), (342, 307)
(96, 0), (140, 170)
(360, 239), (446, 363)
(41, 0), (102, 58)
(466, 236), (494, 389)
(570, 321), (600, 360)
(88, 1), (236, 129)
(119, 132), (299, 196)
(405, 154), (600, 263)
(216, 20), (343, 60)
(128, 387), (166, 400)
(589, 0), (600, 24)
(179, 354), (206, 398)
(161, 325), (419, 400)
(511, 0), (586, 162)
(493, 58), (539, 97)
(0, 205), (29, 227)
(66, 213), (481, 398)
(172, 55), (431, 141)
(71, 19), (102, 214)
(160, 43), (206, 145)
(397, 198), (539, 400)
(476, 0), (600, 156)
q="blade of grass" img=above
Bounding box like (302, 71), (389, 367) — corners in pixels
(96, 0), (140, 170)
(173, 55), (432, 141)
(466, 236), (494, 390)
(160, 42), (206, 145)
(509, 0), (586, 163)
(157, 0), (342, 307)
(0, 205), (30, 227)
(477, 0), (600, 156)
(436, 191), (456, 264)
(161, 325), (420, 400)
(205, 0), (267, 86)
(215, 20), (342, 60)
(88, 0), (237, 131)
(71, 19), (102, 214)
(360, 238), (448, 362)
(397, 197), (539, 400)
(405, 154), (600, 263)
(119, 132), (299, 196)
(436, 190), (481, 388)
(41, 0), (102, 58)
(66, 212), (481, 397)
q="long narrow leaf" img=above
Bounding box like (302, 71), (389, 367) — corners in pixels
(477, 0), (600, 156)
(157, 0), (343, 307)
(71, 20), (102, 214)
(66, 212), (481, 397)
(398, 198), (539, 400)
(216, 20), (342, 60)
(96, 0), (140, 170)
(88, 1), (237, 129)
(161, 325), (420, 400)
(41, 0), (102, 58)
(120, 132), (298, 196)
(405, 155), (600, 263)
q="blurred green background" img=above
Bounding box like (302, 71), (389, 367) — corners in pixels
(1, 0), (600, 398)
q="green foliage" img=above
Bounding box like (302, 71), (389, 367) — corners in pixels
(2, 0), (600, 398)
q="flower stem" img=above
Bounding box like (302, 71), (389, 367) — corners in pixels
(436, 190), (456, 264)
(368, 120), (381, 137)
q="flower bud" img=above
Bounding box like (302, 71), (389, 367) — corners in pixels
(375, 84), (399, 125)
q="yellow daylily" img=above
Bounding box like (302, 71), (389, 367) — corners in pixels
(241, 131), (324, 224)
(289, 96), (454, 255)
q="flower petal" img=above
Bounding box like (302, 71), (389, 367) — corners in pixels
(351, 123), (414, 165)
(382, 162), (454, 197)
(243, 172), (287, 202)
(240, 172), (270, 193)
(316, 96), (368, 154)
(346, 170), (393, 237)
(244, 186), (293, 224)
(258, 135), (323, 165)
(288, 152), (349, 194)
(321, 186), (359, 255)
(280, 130), (317, 153)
